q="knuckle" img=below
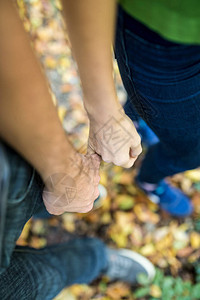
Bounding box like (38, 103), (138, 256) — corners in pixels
(122, 159), (135, 169)
(113, 159), (121, 166)
(113, 156), (127, 167)
(102, 156), (111, 164)
(134, 137), (141, 147)
(137, 135), (142, 144)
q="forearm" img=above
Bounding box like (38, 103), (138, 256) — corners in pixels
(0, 1), (75, 180)
(62, 0), (119, 117)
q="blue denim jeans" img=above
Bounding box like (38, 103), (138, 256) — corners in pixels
(115, 7), (200, 184)
(0, 144), (107, 300)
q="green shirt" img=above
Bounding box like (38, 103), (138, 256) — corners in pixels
(119, 0), (200, 44)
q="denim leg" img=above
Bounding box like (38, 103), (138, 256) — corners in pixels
(0, 144), (107, 299)
(0, 144), (44, 272)
(124, 97), (140, 122)
(115, 7), (200, 183)
(0, 238), (107, 300)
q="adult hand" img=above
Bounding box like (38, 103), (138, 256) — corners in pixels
(42, 152), (101, 215)
(87, 104), (142, 168)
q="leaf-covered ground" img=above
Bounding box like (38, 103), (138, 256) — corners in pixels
(16, 1), (200, 299)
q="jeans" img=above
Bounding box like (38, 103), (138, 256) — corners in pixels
(115, 7), (200, 184)
(0, 144), (107, 300)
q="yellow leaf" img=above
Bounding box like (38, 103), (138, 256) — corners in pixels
(44, 56), (57, 69)
(59, 57), (71, 69)
(58, 106), (67, 123)
(115, 194), (134, 210)
(126, 184), (137, 195)
(100, 171), (108, 186)
(150, 285), (162, 298)
(190, 232), (200, 249)
(110, 232), (127, 248)
(29, 237), (47, 249)
(101, 212), (112, 224)
(17, 219), (32, 242)
(140, 244), (156, 256)
(115, 211), (135, 228)
(54, 288), (76, 300)
(106, 282), (130, 299)
(185, 169), (200, 182)
(156, 234), (173, 251)
(62, 213), (75, 233)
(55, 0), (63, 10)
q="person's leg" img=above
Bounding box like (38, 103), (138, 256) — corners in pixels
(115, 7), (200, 215)
(0, 144), (155, 299)
(0, 144), (108, 299)
(0, 239), (107, 300)
(124, 98), (159, 148)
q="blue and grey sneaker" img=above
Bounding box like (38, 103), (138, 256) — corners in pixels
(136, 178), (193, 217)
(104, 248), (155, 284)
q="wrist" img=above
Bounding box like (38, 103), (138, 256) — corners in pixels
(84, 93), (122, 122)
(38, 137), (76, 182)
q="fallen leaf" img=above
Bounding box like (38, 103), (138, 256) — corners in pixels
(190, 232), (200, 249)
(106, 282), (130, 300)
(115, 194), (134, 210)
(140, 243), (156, 256)
(185, 169), (200, 182)
(150, 284), (162, 298)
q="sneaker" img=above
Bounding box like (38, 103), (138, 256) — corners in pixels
(134, 119), (159, 148)
(136, 178), (193, 217)
(104, 248), (155, 284)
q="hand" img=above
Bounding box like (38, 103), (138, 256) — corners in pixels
(87, 104), (142, 168)
(42, 152), (101, 215)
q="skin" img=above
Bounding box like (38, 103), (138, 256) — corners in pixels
(0, 1), (100, 214)
(62, 0), (142, 167)
(0, 0), (141, 214)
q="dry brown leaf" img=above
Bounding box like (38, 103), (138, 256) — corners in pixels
(177, 247), (194, 258)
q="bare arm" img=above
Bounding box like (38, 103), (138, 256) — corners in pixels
(62, 0), (142, 167)
(0, 1), (75, 180)
(62, 0), (119, 116)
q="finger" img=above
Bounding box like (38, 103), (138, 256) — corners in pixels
(113, 149), (137, 168)
(121, 157), (137, 168)
(77, 203), (94, 213)
(101, 154), (112, 164)
(44, 204), (64, 215)
(130, 143), (142, 158)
